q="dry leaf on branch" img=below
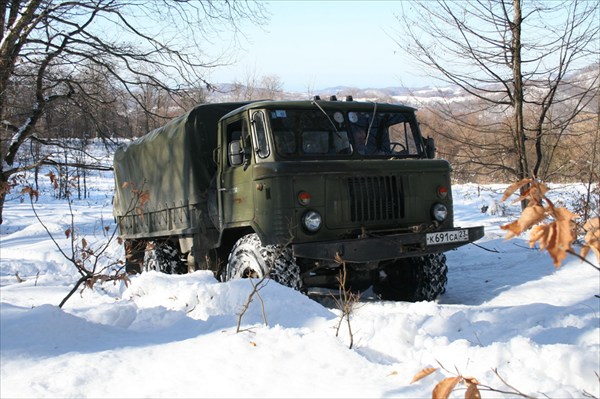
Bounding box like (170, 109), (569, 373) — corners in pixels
(581, 217), (600, 263)
(464, 380), (482, 399)
(534, 209), (577, 267)
(502, 178), (550, 206)
(20, 186), (39, 202)
(411, 367), (438, 384)
(500, 204), (546, 238)
(45, 172), (59, 190)
(501, 179), (580, 267)
(432, 376), (461, 399)
(501, 178), (532, 202)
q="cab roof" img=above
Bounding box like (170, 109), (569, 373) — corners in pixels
(220, 99), (418, 120)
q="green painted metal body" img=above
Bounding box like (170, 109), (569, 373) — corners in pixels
(113, 100), (483, 267)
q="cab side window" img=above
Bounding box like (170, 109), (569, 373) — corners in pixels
(252, 111), (270, 158)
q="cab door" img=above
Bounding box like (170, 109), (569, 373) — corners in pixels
(220, 115), (254, 226)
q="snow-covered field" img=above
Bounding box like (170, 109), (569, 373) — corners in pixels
(1, 157), (598, 398)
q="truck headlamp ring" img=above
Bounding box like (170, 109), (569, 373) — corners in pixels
(432, 203), (448, 222)
(302, 210), (322, 233)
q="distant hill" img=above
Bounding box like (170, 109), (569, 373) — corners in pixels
(206, 83), (464, 106)
(207, 65), (597, 108)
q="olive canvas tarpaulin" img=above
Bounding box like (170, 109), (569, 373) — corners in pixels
(113, 102), (249, 238)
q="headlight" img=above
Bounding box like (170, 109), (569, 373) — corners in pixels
(302, 210), (322, 233)
(432, 203), (448, 222)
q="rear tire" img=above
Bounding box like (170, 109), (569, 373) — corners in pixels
(143, 240), (187, 274)
(224, 233), (302, 291)
(373, 253), (447, 302)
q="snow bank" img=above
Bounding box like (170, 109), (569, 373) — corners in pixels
(1, 167), (598, 398)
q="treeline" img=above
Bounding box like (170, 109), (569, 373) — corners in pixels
(3, 73), (204, 142)
(415, 75), (599, 185)
(2, 71), (598, 188)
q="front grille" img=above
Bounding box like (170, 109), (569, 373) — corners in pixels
(347, 176), (403, 222)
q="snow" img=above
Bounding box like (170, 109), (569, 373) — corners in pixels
(1, 161), (598, 398)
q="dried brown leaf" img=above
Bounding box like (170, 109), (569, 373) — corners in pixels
(411, 367), (438, 383)
(553, 207), (578, 222)
(462, 377), (479, 385)
(503, 179), (550, 206)
(541, 218), (576, 267)
(501, 178), (532, 202)
(138, 190), (150, 207)
(583, 217), (600, 232)
(86, 275), (103, 289)
(46, 172), (59, 190)
(20, 186), (39, 202)
(500, 220), (521, 239)
(65, 228), (71, 239)
(432, 376), (461, 399)
(581, 217), (600, 263)
(529, 224), (548, 248)
(500, 204), (545, 238)
(464, 382), (481, 399)
(81, 238), (88, 249)
(580, 245), (591, 260)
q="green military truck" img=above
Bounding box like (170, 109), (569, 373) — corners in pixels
(113, 98), (484, 301)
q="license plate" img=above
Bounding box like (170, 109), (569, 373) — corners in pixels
(426, 230), (469, 245)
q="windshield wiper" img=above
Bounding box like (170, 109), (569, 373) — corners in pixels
(310, 100), (344, 140)
(365, 102), (377, 147)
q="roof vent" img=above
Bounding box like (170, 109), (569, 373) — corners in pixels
(345, 95), (353, 102)
(313, 95), (321, 101)
(329, 95), (337, 101)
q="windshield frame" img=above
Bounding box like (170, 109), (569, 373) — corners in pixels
(257, 102), (426, 160)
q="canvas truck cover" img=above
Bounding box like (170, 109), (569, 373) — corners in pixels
(113, 102), (249, 238)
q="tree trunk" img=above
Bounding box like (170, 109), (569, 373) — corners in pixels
(0, 172), (8, 225)
(511, 0), (529, 209)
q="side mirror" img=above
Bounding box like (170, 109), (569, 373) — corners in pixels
(424, 136), (436, 159)
(228, 140), (243, 166)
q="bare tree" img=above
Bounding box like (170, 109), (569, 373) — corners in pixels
(396, 0), (599, 191)
(258, 74), (284, 100)
(227, 72), (284, 101)
(0, 0), (266, 224)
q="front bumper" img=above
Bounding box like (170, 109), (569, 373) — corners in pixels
(292, 226), (485, 263)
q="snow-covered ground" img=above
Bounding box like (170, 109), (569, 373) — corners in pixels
(1, 160), (598, 398)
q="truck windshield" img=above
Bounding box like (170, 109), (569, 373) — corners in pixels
(268, 108), (422, 158)
(269, 109), (351, 157)
(349, 111), (422, 156)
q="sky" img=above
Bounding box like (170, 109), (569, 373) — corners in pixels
(205, 1), (429, 92)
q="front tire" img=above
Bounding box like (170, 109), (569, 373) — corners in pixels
(224, 233), (302, 291)
(373, 253), (448, 301)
